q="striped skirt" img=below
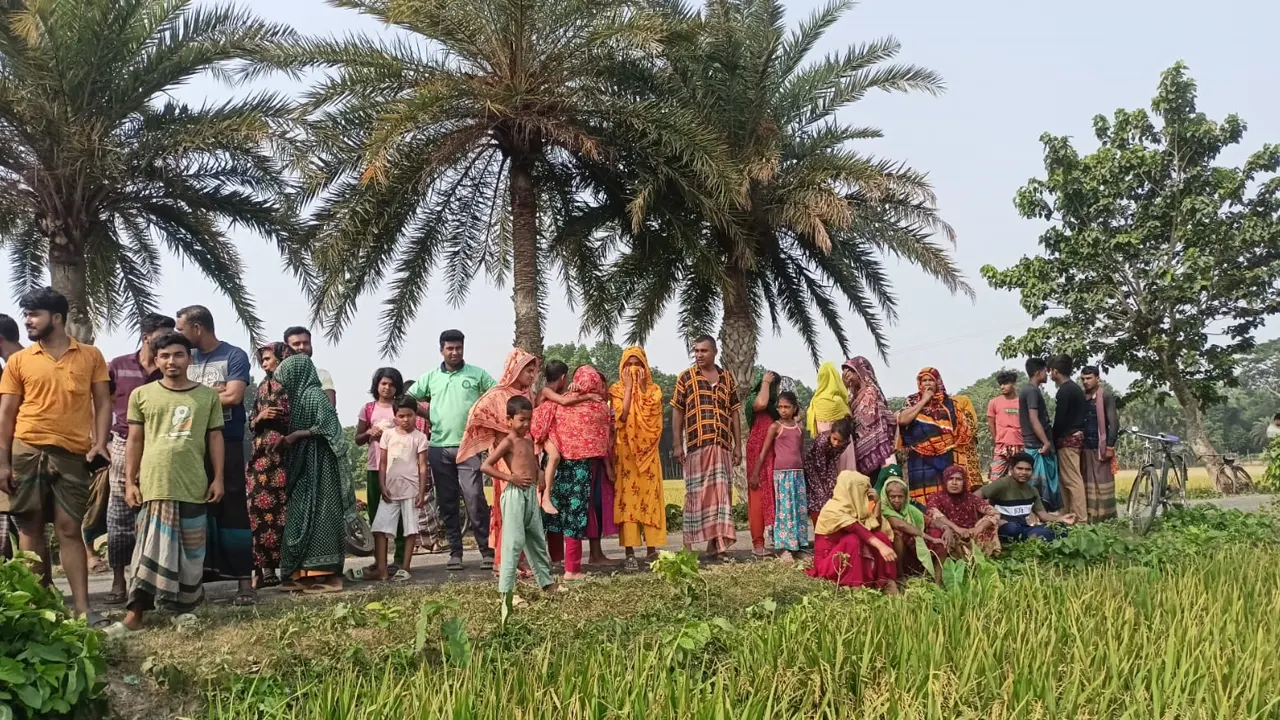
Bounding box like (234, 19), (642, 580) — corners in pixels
(1081, 450), (1118, 521)
(128, 501), (207, 612)
(682, 445), (736, 549)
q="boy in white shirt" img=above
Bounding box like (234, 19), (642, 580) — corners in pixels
(370, 395), (429, 581)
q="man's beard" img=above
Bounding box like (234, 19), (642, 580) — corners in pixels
(26, 324), (53, 342)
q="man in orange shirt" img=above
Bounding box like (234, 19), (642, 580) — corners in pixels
(0, 288), (112, 621)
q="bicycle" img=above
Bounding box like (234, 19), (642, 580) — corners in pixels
(1123, 427), (1187, 534)
(1199, 453), (1254, 495)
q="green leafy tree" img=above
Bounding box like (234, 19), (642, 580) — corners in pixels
(0, 0), (303, 343)
(576, 0), (969, 397)
(271, 0), (730, 358)
(982, 63), (1280, 480)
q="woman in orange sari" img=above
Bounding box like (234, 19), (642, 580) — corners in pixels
(897, 368), (970, 506)
(610, 347), (666, 570)
(457, 349), (539, 573)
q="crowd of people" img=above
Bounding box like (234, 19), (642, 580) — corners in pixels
(0, 288), (1123, 630)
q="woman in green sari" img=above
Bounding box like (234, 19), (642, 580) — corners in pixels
(276, 355), (361, 593)
(881, 473), (942, 584)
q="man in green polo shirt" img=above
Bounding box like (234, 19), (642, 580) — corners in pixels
(408, 329), (496, 571)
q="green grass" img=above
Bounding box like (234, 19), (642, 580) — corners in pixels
(101, 506), (1280, 719)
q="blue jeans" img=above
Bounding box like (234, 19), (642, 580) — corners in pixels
(998, 517), (1063, 543)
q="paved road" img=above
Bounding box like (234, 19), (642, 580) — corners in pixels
(59, 493), (1275, 607)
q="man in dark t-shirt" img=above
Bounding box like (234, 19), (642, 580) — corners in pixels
(1018, 357), (1052, 452)
(1048, 354), (1088, 521)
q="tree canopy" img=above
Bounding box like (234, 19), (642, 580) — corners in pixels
(0, 0), (304, 343)
(981, 62), (1280, 466)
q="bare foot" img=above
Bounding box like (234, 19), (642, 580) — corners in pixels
(540, 491), (558, 515)
(563, 572), (587, 581)
(586, 555), (623, 567)
(778, 550), (795, 565)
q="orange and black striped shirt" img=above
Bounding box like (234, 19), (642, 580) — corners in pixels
(671, 365), (741, 452)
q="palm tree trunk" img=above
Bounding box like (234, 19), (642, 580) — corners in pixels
(719, 269), (757, 402)
(47, 231), (95, 343)
(508, 160), (543, 357)
(720, 269), (756, 502)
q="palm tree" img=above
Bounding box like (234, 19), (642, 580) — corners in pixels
(577, 0), (970, 390)
(0, 0), (304, 343)
(269, 0), (732, 358)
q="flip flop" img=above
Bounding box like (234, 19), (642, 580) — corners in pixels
(480, 556), (495, 571)
(280, 580), (305, 593)
(303, 581), (343, 595)
(85, 611), (113, 630)
(103, 621), (141, 639)
(446, 556), (464, 571)
(259, 574), (282, 589)
(389, 569), (412, 582)
(344, 567), (366, 583)
(102, 590), (128, 606)
(623, 556), (639, 572)
(232, 591), (257, 607)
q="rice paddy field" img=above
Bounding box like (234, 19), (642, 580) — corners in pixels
(102, 505), (1280, 720)
(358, 466), (1259, 510)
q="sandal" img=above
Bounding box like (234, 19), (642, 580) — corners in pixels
(280, 580), (305, 592)
(86, 611), (113, 630)
(446, 556), (464, 571)
(303, 580), (344, 595)
(623, 556), (639, 572)
(480, 555), (495, 571)
(389, 568), (412, 582)
(103, 621), (141, 638)
(232, 591), (257, 607)
(344, 567), (366, 583)
(102, 590), (128, 606)
(259, 573), (282, 589)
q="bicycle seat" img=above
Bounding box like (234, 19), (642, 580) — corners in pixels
(1223, 455), (1235, 463)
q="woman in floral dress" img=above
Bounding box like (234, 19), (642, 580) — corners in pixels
(247, 342), (292, 588)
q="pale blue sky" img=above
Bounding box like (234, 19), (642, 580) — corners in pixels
(4, 0), (1276, 420)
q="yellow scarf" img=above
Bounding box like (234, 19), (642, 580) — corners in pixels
(807, 361), (851, 435)
(814, 470), (892, 540)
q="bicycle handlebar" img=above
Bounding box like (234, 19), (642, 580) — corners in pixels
(1121, 428), (1181, 444)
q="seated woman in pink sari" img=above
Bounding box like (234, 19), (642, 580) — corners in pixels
(807, 471), (899, 593)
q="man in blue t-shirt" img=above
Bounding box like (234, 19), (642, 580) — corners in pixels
(176, 305), (256, 605)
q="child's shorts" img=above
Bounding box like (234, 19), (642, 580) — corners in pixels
(372, 498), (420, 536)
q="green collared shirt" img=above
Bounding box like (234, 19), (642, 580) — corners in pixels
(407, 363), (495, 447)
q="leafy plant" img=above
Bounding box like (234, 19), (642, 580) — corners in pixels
(1262, 437), (1280, 492)
(0, 554), (106, 719)
(650, 549), (706, 608)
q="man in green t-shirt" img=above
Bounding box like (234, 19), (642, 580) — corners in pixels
(978, 453), (1077, 544)
(107, 332), (224, 636)
(407, 329), (496, 571)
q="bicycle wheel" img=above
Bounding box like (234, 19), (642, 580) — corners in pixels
(1232, 466), (1254, 494)
(1127, 467), (1159, 534)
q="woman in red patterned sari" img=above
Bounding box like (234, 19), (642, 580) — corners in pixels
(534, 365), (615, 581)
(247, 342), (293, 589)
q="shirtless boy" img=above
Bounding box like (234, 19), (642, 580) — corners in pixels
(480, 396), (560, 619)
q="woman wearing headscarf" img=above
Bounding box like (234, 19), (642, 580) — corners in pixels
(536, 365), (615, 581)
(842, 357), (898, 487)
(807, 362), (851, 437)
(745, 370), (795, 557)
(881, 473), (942, 583)
(897, 367), (968, 505)
(276, 354), (362, 594)
(246, 342), (292, 589)
(925, 466), (1001, 560)
(807, 470), (899, 593)
(457, 349), (539, 573)
(610, 348), (666, 570)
